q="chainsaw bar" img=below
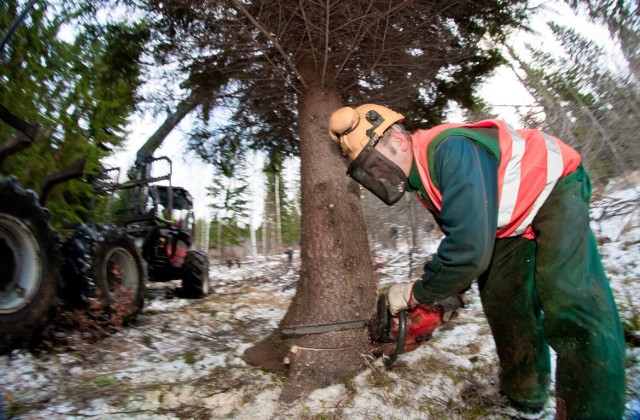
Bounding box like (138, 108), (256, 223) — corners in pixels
(280, 318), (373, 336)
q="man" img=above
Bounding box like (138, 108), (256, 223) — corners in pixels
(328, 104), (626, 419)
(285, 247), (294, 264)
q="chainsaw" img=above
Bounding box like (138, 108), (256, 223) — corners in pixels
(281, 294), (463, 368)
(370, 294), (450, 367)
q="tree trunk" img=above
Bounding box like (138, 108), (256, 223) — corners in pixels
(242, 85), (377, 402)
(217, 216), (223, 261)
(275, 173), (282, 248)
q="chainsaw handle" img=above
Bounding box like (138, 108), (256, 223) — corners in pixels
(384, 309), (407, 368)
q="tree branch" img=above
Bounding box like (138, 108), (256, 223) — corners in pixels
(229, 0), (309, 91)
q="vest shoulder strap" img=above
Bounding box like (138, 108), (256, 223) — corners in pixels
(426, 127), (501, 189)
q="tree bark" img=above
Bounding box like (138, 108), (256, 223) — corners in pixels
(242, 85), (377, 402)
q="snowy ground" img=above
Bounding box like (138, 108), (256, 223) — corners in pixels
(1, 180), (639, 419)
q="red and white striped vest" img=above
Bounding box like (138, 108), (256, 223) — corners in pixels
(411, 119), (581, 239)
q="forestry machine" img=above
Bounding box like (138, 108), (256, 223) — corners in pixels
(0, 0), (150, 353)
(0, 104), (209, 353)
(96, 134), (210, 300)
(0, 105), (146, 353)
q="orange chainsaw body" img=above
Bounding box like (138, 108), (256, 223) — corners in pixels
(370, 295), (444, 366)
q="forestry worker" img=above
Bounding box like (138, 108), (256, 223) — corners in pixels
(328, 104), (626, 420)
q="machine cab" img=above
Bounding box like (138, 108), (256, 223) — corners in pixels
(149, 185), (195, 233)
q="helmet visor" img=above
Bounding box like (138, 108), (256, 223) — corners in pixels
(347, 141), (407, 206)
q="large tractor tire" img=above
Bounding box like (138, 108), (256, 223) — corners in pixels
(181, 250), (209, 298)
(0, 177), (60, 353)
(62, 224), (146, 322)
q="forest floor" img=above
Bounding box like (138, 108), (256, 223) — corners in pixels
(1, 179), (639, 420)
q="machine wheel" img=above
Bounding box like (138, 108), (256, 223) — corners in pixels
(0, 177), (60, 352)
(181, 250), (209, 298)
(62, 224), (146, 321)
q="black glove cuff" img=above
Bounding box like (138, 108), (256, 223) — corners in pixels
(411, 280), (434, 306)
(438, 295), (464, 312)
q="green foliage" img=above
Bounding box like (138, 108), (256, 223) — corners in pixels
(280, 199), (301, 246)
(209, 217), (249, 249)
(189, 90), (300, 172)
(0, 0), (149, 228)
(207, 149), (251, 250)
(276, 169), (301, 247)
(621, 289), (640, 333)
(142, 0), (531, 173)
(511, 4), (640, 184)
(183, 351), (197, 365)
(399, 37), (508, 130)
(90, 377), (119, 389)
(567, 0), (640, 81)
(257, 165), (301, 252)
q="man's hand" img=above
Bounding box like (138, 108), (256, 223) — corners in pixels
(387, 282), (419, 315)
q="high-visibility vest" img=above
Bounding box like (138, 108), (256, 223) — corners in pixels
(411, 119), (581, 239)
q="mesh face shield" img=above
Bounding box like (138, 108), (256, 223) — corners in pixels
(347, 138), (408, 206)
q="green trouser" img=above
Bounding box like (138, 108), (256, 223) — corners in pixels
(478, 165), (626, 419)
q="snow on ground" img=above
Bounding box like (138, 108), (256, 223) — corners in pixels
(1, 181), (639, 419)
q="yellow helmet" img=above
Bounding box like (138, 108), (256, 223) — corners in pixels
(328, 104), (404, 161)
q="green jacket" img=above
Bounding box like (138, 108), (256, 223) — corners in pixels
(407, 131), (499, 303)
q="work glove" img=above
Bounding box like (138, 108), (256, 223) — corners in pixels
(387, 282), (420, 315)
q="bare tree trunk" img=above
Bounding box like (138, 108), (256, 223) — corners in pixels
(263, 171), (279, 254)
(408, 194), (418, 280)
(217, 215), (223, 261)
(199, 217), (209, 252)
(261, 213), (267, 255)
(275, 173), (282, 248)
(242, 85), (377, 402)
